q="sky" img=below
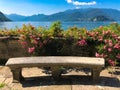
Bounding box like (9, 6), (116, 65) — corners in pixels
(0, 0), (120, 16)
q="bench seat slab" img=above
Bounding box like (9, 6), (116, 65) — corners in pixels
(6, 56), (104, 83)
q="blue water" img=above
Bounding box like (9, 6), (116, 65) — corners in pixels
(0, 21), (120, 30)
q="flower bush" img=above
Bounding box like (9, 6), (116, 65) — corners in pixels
(0, 21), (120, 67)
(86, 30), (120, 66)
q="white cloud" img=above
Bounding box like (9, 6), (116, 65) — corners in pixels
(66, 0), (97, 6)
(73, 1), (96, 6)
(66, 0), (72, 3)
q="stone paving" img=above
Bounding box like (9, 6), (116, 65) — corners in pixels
(0, 66), (120, 90)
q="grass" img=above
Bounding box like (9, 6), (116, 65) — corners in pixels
(0, 83), (6, 89)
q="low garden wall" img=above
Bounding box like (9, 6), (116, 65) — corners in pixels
(0, 37), (27, 59)
(0, 36), (96, 59)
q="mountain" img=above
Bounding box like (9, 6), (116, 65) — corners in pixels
(23, 14), (46, 21)
(5, 14), (27, 21)
(5, 8), (120, 21)
(0, 12), (11, 21)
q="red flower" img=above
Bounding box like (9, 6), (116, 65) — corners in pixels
(108, 40), (112, 43)
(98, 36), (103, 41)
(77, 39), (87, 46)
(105, 30), (111, 35)
(95, 52), (103, 58)
(28, 47), (35, 53)
(95, 52), (100, 57)
(20, 42), (27, 48)
(21, 41), (27, 45)
(116, 54), (120, 59)
(40, 43), (43, 48)
(108, 42), (113, 47)
(104, 39), (109, 43)
(108, 48), (112, 52)
(114, 44), (119, 49)
(112, 34), (118, 39)
(108, 60), (115, 66)
(103, 45), (107, 49)
(33, 40), (38, 45)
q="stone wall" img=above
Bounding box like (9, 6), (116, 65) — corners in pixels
(0, 37), (27, 59)
(0, 37), (96, 59)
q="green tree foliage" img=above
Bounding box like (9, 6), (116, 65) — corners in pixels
(49, 21), (63, 37)
(0, 12), (11, 21)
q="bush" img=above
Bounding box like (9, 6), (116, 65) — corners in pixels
(0, 21), (120, 67)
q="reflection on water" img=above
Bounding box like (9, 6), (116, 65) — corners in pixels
(0, 21), (120, 30)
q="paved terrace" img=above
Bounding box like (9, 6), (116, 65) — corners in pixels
(0, 66), (120, 90)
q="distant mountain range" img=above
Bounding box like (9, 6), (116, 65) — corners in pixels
(0, 12), (10, 21)
(3, 8), (120, 21)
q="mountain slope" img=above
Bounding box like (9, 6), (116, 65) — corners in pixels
(5, 8), (120, 21)
(23, 14), (46, 21)
(0, 12), (11, 21)
(5, 14), (27, 21)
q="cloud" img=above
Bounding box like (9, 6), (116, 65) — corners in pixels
(66, 0), (97, 6)
(73, 1), (96, 6)
(66, 0), (72, 3)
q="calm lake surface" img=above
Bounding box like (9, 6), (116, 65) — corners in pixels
(0, 21), (120, 30)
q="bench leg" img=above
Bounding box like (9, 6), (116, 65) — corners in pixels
(11, 68), (23, 83)
(51, 67), (61, 79)
(91, 68), (101, 83)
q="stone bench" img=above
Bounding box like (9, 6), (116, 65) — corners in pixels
(6, 56), (104, 83)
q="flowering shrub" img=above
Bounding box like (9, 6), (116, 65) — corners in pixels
(0, 21), (120, 67)
(87, 26), (120, 66)
(17, 24), (49, 56)
(15, 22), (120, 66)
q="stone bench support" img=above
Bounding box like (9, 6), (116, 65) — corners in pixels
(6, 56), (104, 83)
(11, 68), (23, 83)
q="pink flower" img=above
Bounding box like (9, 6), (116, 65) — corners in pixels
(30, 35), (36, 39)
(98, 36), (103, 41)
(21, 41), (27, 45)
(90, 32), (95, 37)
(33, 40), (38, 45)
(112, 34), (118, 39)
(95, 52), (103, 58)
(116, 54), (120, 59)
(102, 30), (105, 35)
(20, 42), (27, 48)
(40, 43), (43, 48)
(108, 42), (113, 47)
(77, 39), (87, 46)
(20, 35), (26, 39)
(108, 40), (112, 43)
(103, 54), (107, 58)
(104, 39), (109, 43)
(103, 45), (107, 49)
(108, 60), (115, 66)
(105, 30), (111, 35)
(99, 26), (103, 29)
(95, 52), (100, 57)
(114, 44), (119, 49)
(95, 32), (99, 35)
(108, 48), (112, 52)
(28, 47), (35, 53)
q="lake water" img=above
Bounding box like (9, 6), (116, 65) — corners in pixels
(0, 21), (120, 30)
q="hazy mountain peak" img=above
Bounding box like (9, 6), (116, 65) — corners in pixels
(4, 8), (120, 21)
